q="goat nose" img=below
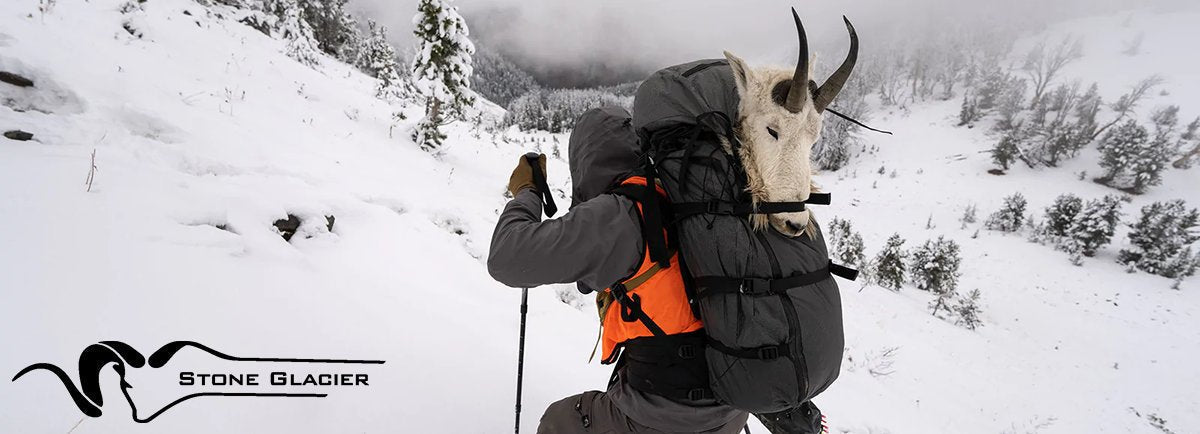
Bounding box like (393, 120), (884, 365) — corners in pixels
(785, 221), (801, 233)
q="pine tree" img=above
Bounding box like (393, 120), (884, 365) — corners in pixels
(985, 192), (1028, 232)
(1119, 200), (1200, 278)
(1061, 195), (1123, 259)
(472, 47), (539, 107)
(871, 234), (908, 291)
(909, 236), (962, 296)
(953, 289), (984, 330)
(359, 20), (405, 101)
(991, 127), (1023, 170)
(265, 0), (321, 67)
(1032, 193), (1082, 244)
(958, 92), (980, 127)
(297, 0), (361, 62)
(828, 218), (867, 271)
(410, 0), (475, 151)
(1096, 115), (1175, 194)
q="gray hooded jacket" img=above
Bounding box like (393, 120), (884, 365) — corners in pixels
(487, 106), (746, 432)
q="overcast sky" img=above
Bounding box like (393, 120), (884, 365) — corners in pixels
(352, 0), (1195, 88)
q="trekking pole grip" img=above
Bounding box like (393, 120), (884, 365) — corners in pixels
(523, 152), (558, 217)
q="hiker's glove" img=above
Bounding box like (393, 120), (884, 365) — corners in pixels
(507, 153), (547, 197)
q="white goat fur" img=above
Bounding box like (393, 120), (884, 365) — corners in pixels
(723, 51), (822, 238)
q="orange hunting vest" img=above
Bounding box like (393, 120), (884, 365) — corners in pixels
(597, 176), (703, 364)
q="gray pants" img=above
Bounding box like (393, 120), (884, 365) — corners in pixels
(537, 391), (749, 434)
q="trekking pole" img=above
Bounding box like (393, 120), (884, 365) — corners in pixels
(514, 152), (556, 434)
(515, 287), (528, 434)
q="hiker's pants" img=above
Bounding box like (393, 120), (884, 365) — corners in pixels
(536, 390), (748, 434)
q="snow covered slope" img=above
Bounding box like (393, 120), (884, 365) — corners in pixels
(0, 1), (1197, 433)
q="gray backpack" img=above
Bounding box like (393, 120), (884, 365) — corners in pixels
(629, 59), (856, 413)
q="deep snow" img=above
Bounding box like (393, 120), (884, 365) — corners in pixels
(1, 1), (1197, 433)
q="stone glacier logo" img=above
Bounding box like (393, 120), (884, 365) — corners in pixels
(11, 341), (384, 423)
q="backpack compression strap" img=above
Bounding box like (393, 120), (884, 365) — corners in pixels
(671, 193), (832, 218)
(691, 261), (859, 300)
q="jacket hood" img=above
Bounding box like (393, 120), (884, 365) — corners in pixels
(631, 59), (741, 137)
(568, 106), (641, 208)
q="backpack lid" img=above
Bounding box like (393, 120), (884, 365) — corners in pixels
(631, 59), (741, 137)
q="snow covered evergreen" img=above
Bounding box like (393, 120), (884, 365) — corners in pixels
(870, 233), (908, 291)
(410, 0), (475, 151)
(359, 20), (406, 101)
(984, 192), (1028, 232)
(1119, 200), (1200, 278)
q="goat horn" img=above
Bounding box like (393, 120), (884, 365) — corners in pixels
(813, 16), (858, 112)
(783, 7), (809, 113)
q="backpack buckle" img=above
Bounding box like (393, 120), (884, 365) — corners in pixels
(705, 201), (733, 215)
(739, 278), (769, 294)
(677, 344), (696, 359)
(758, 346), (780, 359)
(687, 388), (711, 401)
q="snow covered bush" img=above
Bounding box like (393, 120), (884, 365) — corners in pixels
(1173, 117), (1200, 169)
(1033, 193), (1083, 242)
(1118, 200), (1200, 278)
(871, 233), (907, 291)
(985, 192), (1028, 232)
(909, 236), (962, 297)
(953, 289), (984, 330)
(1061, 195), (1123, 260)
(828, 217), (867, 271)
(1096, 112), (1177, 194)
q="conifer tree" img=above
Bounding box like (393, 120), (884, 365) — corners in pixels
(953, 289), (984, 330)
(1119, 200), (1200, 278)
(410, 0), (475, 152)
(871, 234), (908, 291)
(1062, 195), (1123, 260)
(266, 0), (321, 66)
(298, 0), (360, 62)
(1038, 193), (1083, 241)
(985, 192), (1028, 232)
(909, 236), (962, 296)
(359, 20), (405, 101)
(828, 218), (867, 271)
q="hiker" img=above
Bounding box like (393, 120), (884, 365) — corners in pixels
(488, 107), (826, 434)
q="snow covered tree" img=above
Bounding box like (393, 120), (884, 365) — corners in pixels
(958, 92), (981, 127)
(815, 75), (871, 170)
(359, 20), (405, 101)
(1061, 195), (1123, 260)
(1032, 193), (1082, 243)
(985, 192), (1027, 232)
(909, 236), (962, 296)
(953, 289), (984, 330)
(1022, 37), (1082, 107)
(1119, 200), (1200, 278)
(298, 0), (360, 62)
(265, 0), (321, 66)
(828, 218), (867, 271)
(504, 88), (629, 133)
(1173, 117), (1200, 169)
(410, 0), (475, 151)
(991, 126), (1025, 171)
(1096, 116), (1174, 194)
(871, 233), (908, 291)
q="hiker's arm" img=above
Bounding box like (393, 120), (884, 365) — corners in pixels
(488, 189), (641, 289)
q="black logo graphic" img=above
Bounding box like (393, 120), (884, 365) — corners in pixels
(12, 341), (384, 423)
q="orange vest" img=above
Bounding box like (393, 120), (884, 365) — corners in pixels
(598, 177), (703, 363)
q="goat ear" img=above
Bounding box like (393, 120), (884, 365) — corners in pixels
(724, 51), (751, 93)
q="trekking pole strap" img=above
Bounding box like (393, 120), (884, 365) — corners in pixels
(524, 153), (558, 218)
